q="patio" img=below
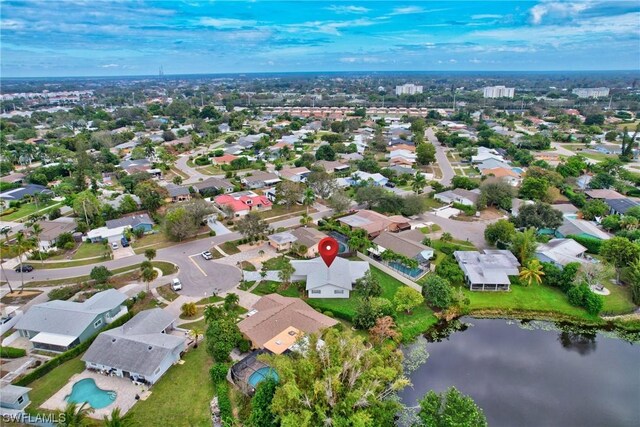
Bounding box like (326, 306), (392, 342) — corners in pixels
(41, 370), (149, 419)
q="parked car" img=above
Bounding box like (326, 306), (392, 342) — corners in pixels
(15, 264), (33, 273)
(172, 278), (182, 291)
(111, 242), (118, 250)
(0, 226), (11, 234)
(201, 251), (213, 260)
(385, 182), (396, 188)
(121, 237), (130, 247)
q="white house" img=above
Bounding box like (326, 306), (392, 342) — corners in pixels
(82, 308), (186, 385)
(535, 238), (588, 266)
(434, 188), (481, 207)
(291, 257), (369, 298)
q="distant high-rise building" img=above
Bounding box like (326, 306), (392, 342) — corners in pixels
(483, 86), (515, 98)
(395, 84), (423, 96)
(572, 87), (610, 98)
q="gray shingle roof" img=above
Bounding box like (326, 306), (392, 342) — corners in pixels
(0, 385), (31, 405)
(15, 289), (127, 337)
(106, 214), (153, 229)
(454, 250), (520, 286)
(291, 257), (369, 291)
(605, 198), (640, 214)
(82, 308), (184, 377)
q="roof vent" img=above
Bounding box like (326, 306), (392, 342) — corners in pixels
(288, 330), (297, 336)
(148, 346), (153, 350)
(275, 340), (282, 345)
(112, 338), (116, 343)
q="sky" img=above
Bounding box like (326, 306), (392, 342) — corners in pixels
(1, 0), (640, 77)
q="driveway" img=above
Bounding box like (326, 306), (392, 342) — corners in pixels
(426, 128), (455, 186)
(112, 246), (135, 260)
(421, 212), (503, 249)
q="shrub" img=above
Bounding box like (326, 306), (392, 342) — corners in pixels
(323, 311), (334, 317)
(0, 346), (26, 358)
(48, 284), (85, 301)
(194, 156), (211, 166)
(210, 362), (229, 384)
(567, 235), (602, 254)
(181, 302), (197, 317)
(216, 383), (233, 427)
(238, 339), (251, 353)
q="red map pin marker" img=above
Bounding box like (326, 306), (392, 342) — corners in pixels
(318, 237), (339, 268)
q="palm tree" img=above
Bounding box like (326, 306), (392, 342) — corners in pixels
(141, 266), (158, 292)
(15, 232), (36, 292)
(190, 327), (203, 349)
(223, 292), (240, 311)
(510, 228), (538, 264)
(302, 187), (315, 215)
(519, 259), (545, 286)
(103, 407), (136, 427)
(31, 223), (44, 266)
(144, 248), (156, 263)
(204, 304), (224, 323)
(1, 227), (10, 243)
(411, 172), (427, 194)
(58, 402), (94, 426)
(299, 213), (312, 227)
(278, 259), (295, 285)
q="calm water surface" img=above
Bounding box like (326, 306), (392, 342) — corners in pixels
(400, 318), (639, 427)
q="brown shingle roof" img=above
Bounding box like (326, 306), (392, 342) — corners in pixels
(238, 294), (337, 348)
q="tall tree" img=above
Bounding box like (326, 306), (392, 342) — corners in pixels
(306, 170), (337, 199)
(15, 231), (36, 292)
(519, 259), (545, 286)
(263, 328), (409, 426)
(72, 190), (102, 226)
(509, 228), (538, 264)
(512, 203), (563, 230)
(411, 172), (427, 194)
(302, 187), (315, 215)
(144, 248), (156, 262)
(59, 402), (94, 427)
(484, 219), (515, 247)
(31, 223), (44, 265)
(275, 181), (303, 211)
(141, 266), (158, 292)
(236, 212), (269, 242)
(600, 237), (640, 283)
(249, 378), (279, 427)
(278, 258), (295, 285)
(415, 387), (487, 427)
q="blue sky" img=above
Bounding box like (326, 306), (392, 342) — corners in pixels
(2, 1), (639, 77)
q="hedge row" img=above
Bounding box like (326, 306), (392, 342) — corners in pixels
(216, 382), (233, 427)
(1, 346), (27, 358)
(15, 311), (133, 386)
(567, 234), (602, 254)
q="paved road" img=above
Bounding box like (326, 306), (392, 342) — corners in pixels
(421, 212), (504, 250)
(426, 128), (455, 186)
(175, 141), (226, 184)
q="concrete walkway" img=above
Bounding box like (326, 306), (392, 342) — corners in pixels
(243, 270), (281, 282)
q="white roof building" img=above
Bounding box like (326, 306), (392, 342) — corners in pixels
(291, 257), (369, 299)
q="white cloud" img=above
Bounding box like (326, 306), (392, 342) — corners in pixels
(449, 59), (457, 63)
(471, 14), (503, 20)
(100, 63), (119, 68)
(1, 19), (26, 30)
(469, 58), (482, 63)
(340, 57), (357, 63)
(327, 5), (370, 14)
(199, 18), (257, 29)
(390, 6), (424, 15)
(529, 2), (590, 25)
(281, 18), (377, 36)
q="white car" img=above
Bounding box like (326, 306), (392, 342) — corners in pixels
(172, 278), (182, 291)
(111, 242), (118, 250)
(201, 251), (213, 260)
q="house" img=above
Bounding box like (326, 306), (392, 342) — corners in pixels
(471, 147), (505, 163)
(535, 238), (588, 267)
(388, 149), (417, 166)
(605, 198), (640, 216)
(0, 184), (53, 202)
(192, 177), (234, 196)
(165, 183), (191, 203)
(291, 257), (369, 298)
(119, 159), (151, 174)
(370, 231), (434, 264)
(481, 167), (522, 186)
(386, 165), (416, 177)
(268, 227), (328, 256)
(86, 226), (127, 243)
(0, 172), (26, 184)
(434, 188), (481, 207)
(218, 123), (230, 133)
(106, 214), (154, 233)
(241, 171), (281, 189)
(82, 308), (186, 385)
(238, 294), (337, 352)
(214, 191), (272, 217)
(339, 210), (410, 237)
(212, 154), (239, 165)
(103, 194), (141, 210)
(476, 158), (513, 172)
(31, 219), (76, 252)
(0, 384), (31, 411)
(340, 171), (388, 187)
(454, 250), (520, 291)
(585, 189), (625, 200)
(510, 198), (535, 217)
(556, 216), (611, 240)
(278, 167), (310, 183)
(15, 289), (128, 352)
(388, 143), (416, 153)
(314, 160), (350, 174)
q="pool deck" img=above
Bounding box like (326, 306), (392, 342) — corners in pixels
(41, 370), (150, 419)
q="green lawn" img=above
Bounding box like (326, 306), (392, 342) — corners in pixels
(262, 256), (290, 270)
(239, 261), (256, 271)
(424, 198), (446, 210)
(156, 284), (179, 302)
(258, 204), (307, 220)
(252, 280), (282, 296)
(72, 243), (110, 260)
(463, 283), (600, 322)
(219, 241), (240, 255)
(180, 319), (206, 331)
(128, 345), (214, 426)
(195, 295), (224, 305)
(27, 356), (85, 409)
(0, 201), (61, 221)
(601, 283), (636, 315)
(154, 261), (178, 276)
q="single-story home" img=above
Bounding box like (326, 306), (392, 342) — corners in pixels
(370, 231), (434, 263)
(278, 167), (310, 183)
(212, 154), (239, 165)
(454, 250), (520, 291)
(268, 227), (328, 257)
(0, 172), (26, 184)
(103, 194), (141, 210)
(585, 189), (625, 200)
(0, 184), (53, 202)
(605, 198), (640, 216)
(481, 167), (522, 186)
(434, 188), (481, 207)
(241, 171), (281, 189)
(340, 171), (388, 187)
(15, 289), (128, 352)
(314, 160), (350, 174)
(291, 256), (370, 298)
(214, 191), (272, 217)
(238, 294), (338, 352)
(31, 218), (76, 252)
(0, 384), (31, 411)
(555, 216), (611, 240)
(192, 177), (234, 195)
(82, 308), (186, 385)
(165, 184), (191, 203)
(535, 238), (588, 267)
(339, 210), (410, 237)
(105, 214), (154, 233)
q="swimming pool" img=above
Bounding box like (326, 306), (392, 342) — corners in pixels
(338, 241), (349, 254)
(389, 261), (425, 279)
(248, 367), (279, 388)
(66, 378), (116, 409)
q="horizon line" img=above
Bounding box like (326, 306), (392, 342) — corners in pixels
(2, 69), (640, 80)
